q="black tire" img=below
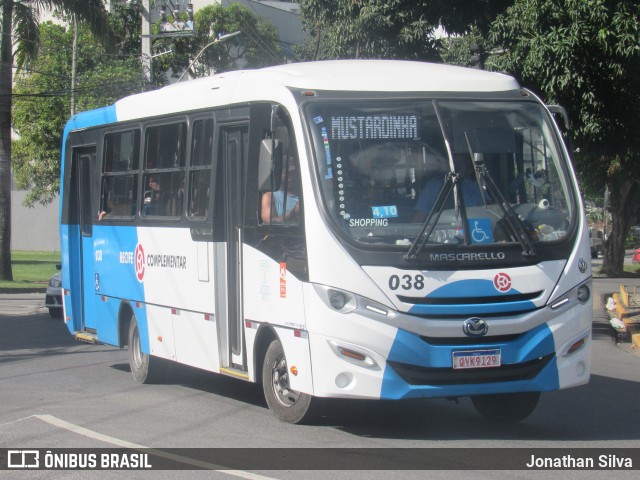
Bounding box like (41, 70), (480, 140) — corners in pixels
(471, 392), (540, 423)
(49, 307), (63, 318)
(128, 314), (167, 384)
(262, 338), (318, 424)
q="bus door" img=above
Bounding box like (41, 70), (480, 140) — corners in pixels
(218, 125), (249, 371)
(70, 147), (97, 331)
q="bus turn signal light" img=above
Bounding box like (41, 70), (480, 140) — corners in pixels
(567, 338), (586, 354)
(339, 347), (366, 362)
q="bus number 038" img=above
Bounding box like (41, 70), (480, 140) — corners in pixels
(389, 274), (424, 291)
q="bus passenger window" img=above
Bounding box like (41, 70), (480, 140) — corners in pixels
(189, 171), (210, 217)
(102, 176), (138, 219)
(142, 122), (187, 218)
(100, 129), (140, 220)
(188, 118), (213, 219)
(143, 173), (183, 217)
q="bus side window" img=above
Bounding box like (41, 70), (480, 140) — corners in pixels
(143, 123), (186, 218)
(188, 118), (214, 219)
(100, 130), (139, 220)
(259, 112), (302, 226)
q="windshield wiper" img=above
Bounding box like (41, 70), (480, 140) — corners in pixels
(405, 171), (459, 261)
(465, 141), (536, 257)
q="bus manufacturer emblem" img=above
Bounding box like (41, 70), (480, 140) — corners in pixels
(493, 272), (511, 292)
(463, 317), (489, 337)
(578, 258), (588, 273)
(135, 243), (145, 282)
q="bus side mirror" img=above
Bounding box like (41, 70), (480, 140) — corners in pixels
(258, 138), (283, 191)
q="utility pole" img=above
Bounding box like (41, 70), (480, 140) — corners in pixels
(141, 0), (152, 85)
(70, 14), (79, 116)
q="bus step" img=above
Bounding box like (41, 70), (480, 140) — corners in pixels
(74, 331), (98, 344)
(219, 366), (250, 380)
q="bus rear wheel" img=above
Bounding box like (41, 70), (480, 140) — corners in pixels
(471, 391), (540, 423)
(262, 338), (318, 424)
(128, 314), (166, 384)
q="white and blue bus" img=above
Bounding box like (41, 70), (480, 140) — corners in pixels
(60, 60), (592, 423)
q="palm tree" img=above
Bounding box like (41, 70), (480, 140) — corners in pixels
(0, 0), (112, 280)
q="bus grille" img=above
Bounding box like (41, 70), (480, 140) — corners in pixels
(387, 353), (554, 386)
(397, 291), (543, 305)
(420, 334), (522, 346)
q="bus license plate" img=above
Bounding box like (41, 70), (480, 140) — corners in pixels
(452, 349), (501, 370)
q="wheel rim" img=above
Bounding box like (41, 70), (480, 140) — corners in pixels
(131, 324), (143, 369)
(270, 351), (300, 408)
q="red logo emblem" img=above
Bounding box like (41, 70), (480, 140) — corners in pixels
(493, 272), (511, 292)
(135, 243), (145, 282)
(279, 262), (287, 298)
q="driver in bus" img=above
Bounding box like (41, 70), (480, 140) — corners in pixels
(261, 163), (300, 225)
(413, 155), (486, 221)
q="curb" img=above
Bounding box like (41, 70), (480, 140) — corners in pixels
(0, 288), (46, 294)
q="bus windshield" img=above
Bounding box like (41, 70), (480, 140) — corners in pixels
(305, 99), (576, 251)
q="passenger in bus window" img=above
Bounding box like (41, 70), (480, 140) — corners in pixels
(261, 164), (300, 225)
(144, 176), (163, 215)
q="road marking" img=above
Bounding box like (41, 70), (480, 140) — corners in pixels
(32, 414), (277, 480)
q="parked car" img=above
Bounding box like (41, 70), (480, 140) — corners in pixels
(45, 265), (63, 318)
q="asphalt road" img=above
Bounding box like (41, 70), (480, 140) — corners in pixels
(0, 280), (638, 479)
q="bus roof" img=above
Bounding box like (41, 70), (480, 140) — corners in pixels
(70, 60), (522, 127)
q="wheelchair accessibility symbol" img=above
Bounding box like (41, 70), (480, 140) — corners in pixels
(469, 218), (494, 244)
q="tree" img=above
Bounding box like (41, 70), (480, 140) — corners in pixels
(11, 21), (142, 207)
(297, 0), (512, 61)
(439, 29), (485, 68)
(0, 0), (112, 280)
(489, 0), (640, 275)
(154, 3), (283, 81)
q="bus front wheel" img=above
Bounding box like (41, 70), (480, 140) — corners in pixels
(128, 314), (166, 384)
(262, 338), (318, 424)
(471, 391), (540, 423)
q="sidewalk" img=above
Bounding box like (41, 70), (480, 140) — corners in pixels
(0, 292), (48, 316)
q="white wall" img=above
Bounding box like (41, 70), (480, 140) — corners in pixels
(11, 189), (60, 252)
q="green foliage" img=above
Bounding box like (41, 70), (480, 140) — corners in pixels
(489, 0), (640, 273)
(439, 30), (484, 67)
(11, 22), (142, 207)
(154, 4), (283, 80)
(297, 0), (512, 61)
(626, 227), (640, 249)
(298, 0), (440, 60)
(489, 0), (640, 192)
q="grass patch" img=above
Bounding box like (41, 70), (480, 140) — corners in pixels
(624, 264), (640, 275)
(0, 251), (61, 290)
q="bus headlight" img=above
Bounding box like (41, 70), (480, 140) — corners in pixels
(315, 286), (357, 313)
(313, 284), (395, 319)
(329, 290), (349, 310)
(549, 280), (592, 310)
